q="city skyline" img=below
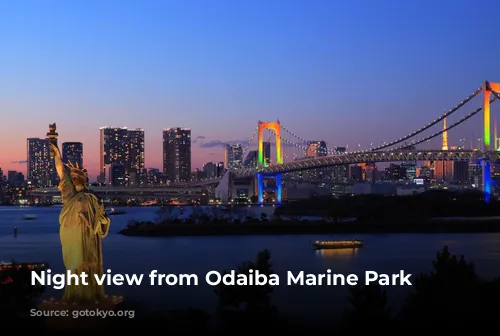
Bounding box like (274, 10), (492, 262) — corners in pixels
(11, 126), (343, 181)
(0, 114), (486, 181)
(3, 0), (500, 177)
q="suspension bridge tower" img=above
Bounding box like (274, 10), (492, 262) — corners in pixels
(256, 121), (283, 204)
(481, 81), (500, 202)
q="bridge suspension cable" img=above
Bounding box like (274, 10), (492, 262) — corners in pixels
(395, 96), (497, 149)
(240, 126), (258, 164)
(267, 128), (315, 159)
(370, 86), (483, 151)
(279, 125), (341, 155)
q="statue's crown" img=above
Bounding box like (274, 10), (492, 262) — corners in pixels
(65, 161), (87, 176)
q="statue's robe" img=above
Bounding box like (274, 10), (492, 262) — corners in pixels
(58, 167), (110, 303)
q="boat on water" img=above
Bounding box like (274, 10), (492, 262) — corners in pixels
(312, 239), (365, 250)
(107, 208), (126, 215)
(23, 214), (37, 220)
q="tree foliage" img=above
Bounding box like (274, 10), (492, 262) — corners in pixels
(343, 282), (391, 330)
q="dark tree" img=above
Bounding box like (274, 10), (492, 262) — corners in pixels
(0, 263), (45, 325)
(400, 246), (484, 328)
(214, 249), (280, 330)
(343, 282), (392, 330)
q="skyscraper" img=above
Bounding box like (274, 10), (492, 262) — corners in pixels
(99, 127), (129, 174)
(127, 129), (145, 173)
(163, 128), (191, 182)
(99, 127), (145, 185)
(202, 162), (218, 179)
(244, 150), (258, 168)
(62, 142), (83, 168)
(306, 141), (327, 157)
(27, 138), (55, 187)
(224, 144), (243, 168)
(262, 142), (271, 165)
(127, 129), (146, 185)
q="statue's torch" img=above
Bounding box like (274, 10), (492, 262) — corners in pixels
(47, 123), (58, 158)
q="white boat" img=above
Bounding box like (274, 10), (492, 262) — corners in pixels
(312, 239), (365, 249)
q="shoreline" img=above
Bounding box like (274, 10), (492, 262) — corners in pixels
(119, 219), (500, 237)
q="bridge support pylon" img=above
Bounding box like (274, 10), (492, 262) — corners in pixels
(256, 173), (282, 204)
(256, 121), (283, 204)
(482, 81), (500, 202)
(481, 158), (491, 203)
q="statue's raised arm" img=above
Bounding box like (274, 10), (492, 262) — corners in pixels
(47, 123), (79, 203)
(47, 123), (65, 180)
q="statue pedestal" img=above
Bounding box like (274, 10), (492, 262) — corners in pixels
(38, 295), (124, 332)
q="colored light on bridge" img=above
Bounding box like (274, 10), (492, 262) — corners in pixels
(484, 91), (491, 150)
(257, 173), (264, 203)
(257, 121), (282, 167)
(276, 145), (282, 165)
(483, 81), (500, 151)
(276, 173), (282, 204)
(258, 141), (264, 166)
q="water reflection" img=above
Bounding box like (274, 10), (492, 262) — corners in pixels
(316, 248), (359, 258)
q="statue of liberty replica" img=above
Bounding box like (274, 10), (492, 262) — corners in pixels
(47, 123), (111, 303)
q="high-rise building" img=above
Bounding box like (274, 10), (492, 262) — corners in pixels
(333, 147), (348, 182)
(417, 165), (433, 181)
(99, 127), (145, 185)
(216, 162), (225, 176)
(163, 128), (191, 182)
(110, 164), (126, 186)
(224, 144), (243, 168)
(99, 127), (128, 173)
(453, 161), (469, 184)
(469, 163), (482, 186)
(401, 161), (417, 180)
(7, 171), (24, 186)
(262, 142), (271, 164)
(364, 162), (379, 182)
(306, 141), (327, 157)
(203, 162), (218, 179)
(27, 138), (55, 187)
(385, 163), (406, 181)
(244, 150), (258, 168)
(62, 142), (83, 168)
(349, 165), (363, 182)
(127, 128), (146, 185)
(0, 167), (4, 204)
(147, 168), (164, 185)
(434, 161), (454, 182)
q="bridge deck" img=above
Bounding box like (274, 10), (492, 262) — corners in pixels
(232, 149), (486, 178)
(30, 149), (492, 193)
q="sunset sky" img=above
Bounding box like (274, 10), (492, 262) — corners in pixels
(2, 0), (500, 180)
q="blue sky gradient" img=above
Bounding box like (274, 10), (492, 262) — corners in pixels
(1, 0), (500, 177)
